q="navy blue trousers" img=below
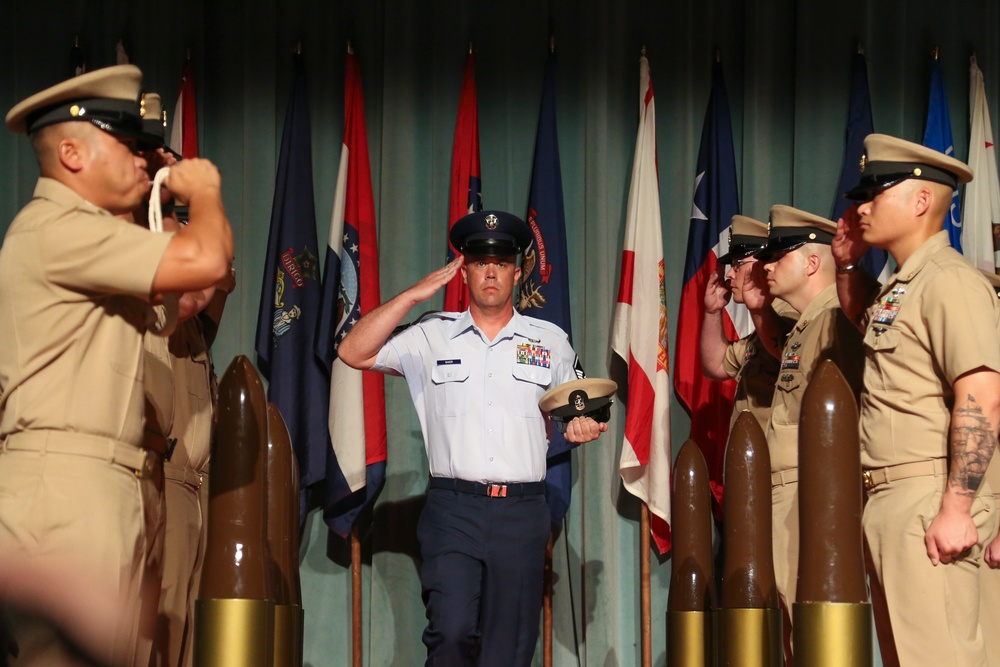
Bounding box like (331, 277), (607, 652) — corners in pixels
(418, 486), (550, 667)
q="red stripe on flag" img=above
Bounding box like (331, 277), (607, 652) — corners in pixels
(623, 348), (654, 463)
(616, 250), (635, 305)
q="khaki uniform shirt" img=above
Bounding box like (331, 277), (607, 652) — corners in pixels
(167, 318), (213, 472)
(860, 231), (1000, 468)
(722, 301), (798, 432)
(767, 283), (864, 473)
(0, 178), (172, 445)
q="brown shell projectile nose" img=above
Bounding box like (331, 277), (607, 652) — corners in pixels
(721, 411), (778, 610)
(797, 360), (867, 604)
(668, 439), (716, 613)
(200, 355), (273, 601)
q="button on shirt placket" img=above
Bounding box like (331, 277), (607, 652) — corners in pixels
(484, 343), (502, 474)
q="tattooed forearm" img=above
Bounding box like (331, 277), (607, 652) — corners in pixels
(949, 393), (998, 497)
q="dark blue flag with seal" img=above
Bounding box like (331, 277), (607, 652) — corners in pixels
(832, 50), (888, 279)
(254, 53), (331, 522)
(517, 51), (576, 525)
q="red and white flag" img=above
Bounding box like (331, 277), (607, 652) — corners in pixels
(964, 55), (1000, 273)
(610, 54), (672, 555)
(169, 60), (199, 159)
(443, 50), (482, 312)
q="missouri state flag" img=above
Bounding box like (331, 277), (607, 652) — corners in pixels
(315, 49), (388, 537)
(673, 60), (741, 509)
(609, 53), (672, 555)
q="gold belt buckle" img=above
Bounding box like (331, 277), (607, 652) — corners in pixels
(486, 483), (507, 498)
(136, 449), (157, 480)
(862, 469), (874, 491)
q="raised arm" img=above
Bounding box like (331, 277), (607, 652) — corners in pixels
(832, 205), (880, 331)
(151, 158), (234, 294)
(925, 368), (1000, 565)
(338, 256), (464, 370)
(701, 269), (734, 380)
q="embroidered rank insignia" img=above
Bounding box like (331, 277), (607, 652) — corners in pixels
(781, 352), (800, 370)
(517, 343), (551, 368)
(743, 341), (757, 363)
(873, 287), (905, 326)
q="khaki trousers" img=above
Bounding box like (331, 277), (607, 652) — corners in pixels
(153, 467), (208, 667)
(864, 474), (996, 667)
(0, 442), (163, 667)
(772, 480), (798, 667)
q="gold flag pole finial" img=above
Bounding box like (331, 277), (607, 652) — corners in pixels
(549, 35), (555, 54)
(347, 40), (353, 56)
(641, 44), (646, 57)
(468, 41), (473, 55)
(295, 40), (302, 55)
(186, 47), (192, 62)
(715, 48), (721, 63)
(933, 45), (939, 60)
(857, 41), (864, 55)
(74, 34), (80, 48)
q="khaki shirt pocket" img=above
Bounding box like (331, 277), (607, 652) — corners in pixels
(772, 368), (804, 427)
(863, 326), (900, 392)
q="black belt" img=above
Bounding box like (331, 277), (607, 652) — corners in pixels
(428, 477), (546, 498)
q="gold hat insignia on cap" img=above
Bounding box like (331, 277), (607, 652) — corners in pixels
(139, 94), (147, 118)
(767, 218), (772, 234)
(727, 226), (733, 244)
(485, 214), (498, 230)
(859, 154), (867, 173)
(573, 392), (586, 411)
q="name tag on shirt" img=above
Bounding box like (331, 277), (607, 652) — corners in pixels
(437, 359), (461, 366)
(516, 343), (551, 368)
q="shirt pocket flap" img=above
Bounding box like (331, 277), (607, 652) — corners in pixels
(863, 326), (901, 353)
(511, 363), (552, 387)
(432, 363), (470, 384)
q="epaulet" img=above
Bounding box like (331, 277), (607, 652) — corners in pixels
(523, 316), (569, 337)
(389, 310), (458, 339)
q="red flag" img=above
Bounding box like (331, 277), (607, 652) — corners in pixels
(319, 50), (388, 535)
(609, 55), (672, 555)
(169, 60), (199, 159)
(444, 51), (482, 312)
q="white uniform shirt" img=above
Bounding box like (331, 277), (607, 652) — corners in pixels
(372, 309), (579, 483)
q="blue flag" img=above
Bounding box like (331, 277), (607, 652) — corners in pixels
(923, 57), (963, 252)
(518, 51), (575, 525)
(254, 54), (331, 521)
(833, 51), (887, 278)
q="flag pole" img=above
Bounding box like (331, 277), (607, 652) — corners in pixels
(641, 504), (652, 667)
(544, 532), (554, 667)
(352, 524), (362, 667)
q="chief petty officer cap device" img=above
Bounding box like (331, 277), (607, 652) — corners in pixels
(538, 378), (618, 433)
(449, 210), (533, 257)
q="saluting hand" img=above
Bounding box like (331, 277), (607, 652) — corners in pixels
(563, 416), (608, 444)
(703, 269), (731, 314)
(406, 256), (465, 305)
(741, 262), (771, 312)
(832, 204), (868, 268)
